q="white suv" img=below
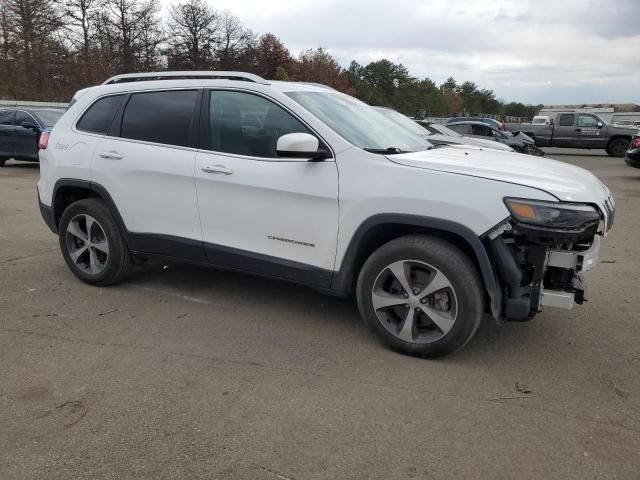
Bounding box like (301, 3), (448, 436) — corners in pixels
(38, 71), (614, 357)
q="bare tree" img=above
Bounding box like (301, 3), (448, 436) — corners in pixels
(104, 0), (162, 72)
(166, 0), (217, 70)
(214, 10), (253, 70)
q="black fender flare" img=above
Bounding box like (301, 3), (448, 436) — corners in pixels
(330, 214), (500, 317)
(51, 178), (129, 237)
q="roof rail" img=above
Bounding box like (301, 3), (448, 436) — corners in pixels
(102, 71), (270, 85)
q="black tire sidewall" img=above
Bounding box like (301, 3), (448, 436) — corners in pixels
(58, 198), (129, 286)
(357, 235), (484, 358)
(608, 139), (629, 157)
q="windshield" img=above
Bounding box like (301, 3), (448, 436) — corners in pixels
(33, 109), (64, 127)
(532, 118), (547, 124)
(429, 123), (463, 137)
(286, 91), (432, 152)
(373, 108), (432, 140)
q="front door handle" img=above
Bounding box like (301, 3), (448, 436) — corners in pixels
(201, 164), (233, 175)
(99, 151), (123, 160)
(575, 128), (581, 132)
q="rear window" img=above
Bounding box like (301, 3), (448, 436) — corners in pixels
(77, 95), (124, 134)
(121, 90), (198, 147)
(558, 114), (575, 127)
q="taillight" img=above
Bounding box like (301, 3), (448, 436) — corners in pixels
(632, 137), (640, 149)
(38, 132), (49, 150)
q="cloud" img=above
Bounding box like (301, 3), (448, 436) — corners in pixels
(171, 0), (639, 104)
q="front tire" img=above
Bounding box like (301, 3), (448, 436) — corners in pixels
(59, 198), (131, 286)
(356, 235), (484, 358)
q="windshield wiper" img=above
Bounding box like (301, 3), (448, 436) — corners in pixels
(363, 147), (409, 155)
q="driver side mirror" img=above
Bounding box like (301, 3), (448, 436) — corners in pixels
(276, 133), (330, 161)
(21, 121), (39, 131)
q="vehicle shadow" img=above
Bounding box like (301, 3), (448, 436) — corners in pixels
(3, 160), (39, 169)
(124, 259), (533, 360)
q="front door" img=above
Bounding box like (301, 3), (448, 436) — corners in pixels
(194, 89), (339, 286)
(14, 110), (40, 160)
(576, 114), (606, 148)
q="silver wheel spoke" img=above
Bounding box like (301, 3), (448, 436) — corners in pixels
(89, 248), (101, 273)
(422, 306), (456, 335)
(67, 220), (87, 241)
(69, 246), (88, 264)
(397, 307), (416, 342)
(420, 271), (452, 298)
(93, 240), (109, 254)
(85, 216), (95, 242)
(372, 290), (406, 310)
(387, 261), (412, 294)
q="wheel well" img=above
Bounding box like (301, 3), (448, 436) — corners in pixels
(53, 186), (100, 228)
(343, 223), (482, 293)
(608, 135), (631, 147)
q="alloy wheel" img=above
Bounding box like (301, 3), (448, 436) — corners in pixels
(65, 214), (109, 275)
(371, 260), (458, 344)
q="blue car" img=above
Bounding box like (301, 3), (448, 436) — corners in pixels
(0, 107), (64, 166)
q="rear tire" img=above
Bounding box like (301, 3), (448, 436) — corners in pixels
(58, 198), (131, 286)
(0, 158), (6, 167)
(607, 138), (630, 157)
(356, 235), (484, 358)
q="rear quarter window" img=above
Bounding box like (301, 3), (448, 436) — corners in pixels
(77, 95), (125, 134)
(558, 114), (575, 127)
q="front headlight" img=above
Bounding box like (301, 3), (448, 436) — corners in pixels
(504, 198), (601, 230)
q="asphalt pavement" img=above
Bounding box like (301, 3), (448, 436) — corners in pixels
(1, 149), (639, 479)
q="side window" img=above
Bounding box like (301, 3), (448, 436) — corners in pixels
(77, 95), (124, 134)
(577, 115), (598, 128)
(471, 124), (489, 136)
(448, 124), (468, 134)
(0, 110), (14, 125)
(558, 114), (575, 126)
(15, 111), (35, 126)
(208, 90), (312, 158)
(121, 90), (198, 147)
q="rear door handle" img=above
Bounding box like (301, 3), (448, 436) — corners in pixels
(575, 128), (581, 132)
(201, 164), (233, 175)
(99, 151), (123, 160)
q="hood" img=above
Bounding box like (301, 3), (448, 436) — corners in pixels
(389, 146), (608, 203)
(609, 125), (639, 135)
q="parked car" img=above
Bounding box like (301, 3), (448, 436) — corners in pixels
(505, 112), (636, 157)
(625, 134), (640, 168)
(38, 71), (614, 358)
(531, 115), (552, 125)
(447, 116), (504, 130)
(447, 120), (545, 156)
(0, 107), (64, 166)
(373, 107), (514, 152)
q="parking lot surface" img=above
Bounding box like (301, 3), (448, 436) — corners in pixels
(1, 149), (639, 479)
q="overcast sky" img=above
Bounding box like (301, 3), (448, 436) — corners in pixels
(171, 0), (640, 105)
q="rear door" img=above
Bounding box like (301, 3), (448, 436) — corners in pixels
(575, 114), (606, 148)
(0, 110), (15, 159)
(14, 110), (40, 160)
(553, 113), (576, 147)
(90, 89), (203, 257)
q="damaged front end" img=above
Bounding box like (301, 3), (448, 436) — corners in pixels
(486, 196), (614, 322)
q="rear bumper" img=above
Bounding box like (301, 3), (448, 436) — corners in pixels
(37, 189), (57, 234)
(625, 150), (640, 168)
